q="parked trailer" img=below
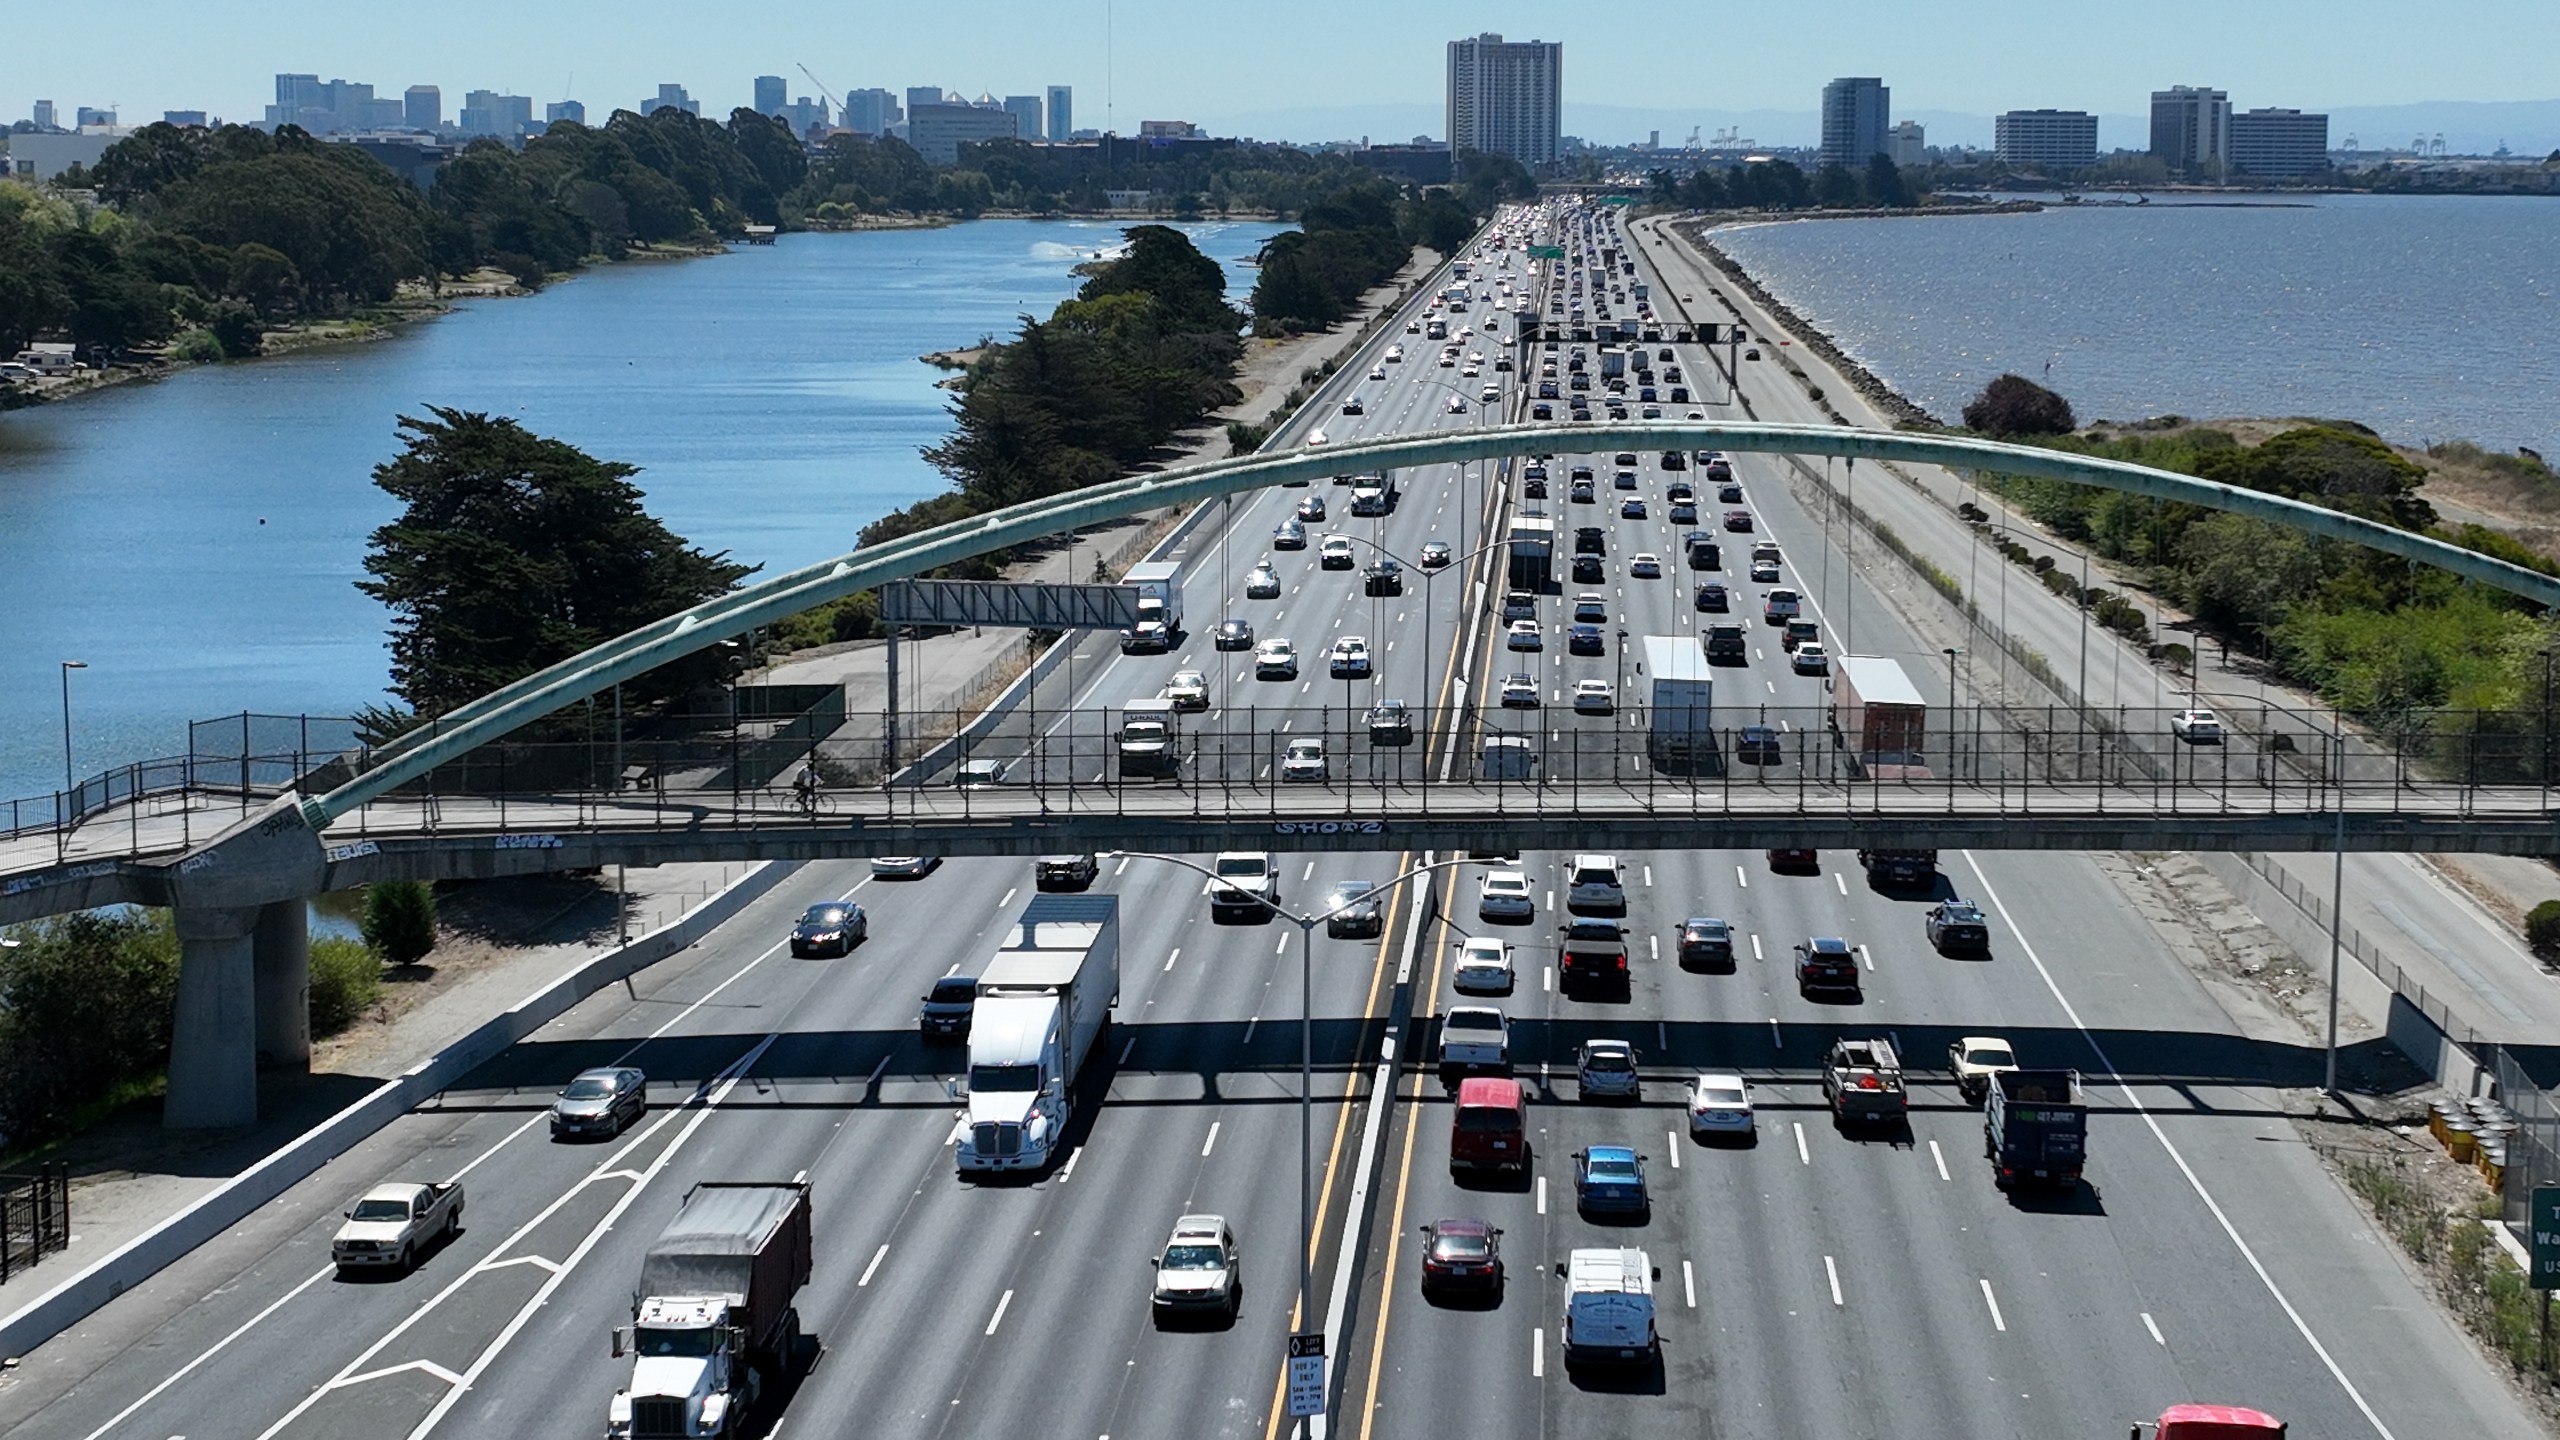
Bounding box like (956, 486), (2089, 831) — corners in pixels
(1833, 655), (1931, 780)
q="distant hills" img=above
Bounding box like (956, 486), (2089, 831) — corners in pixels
(1210, 98), (2560, 158)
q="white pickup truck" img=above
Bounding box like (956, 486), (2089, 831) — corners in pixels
(332, 1180), (464, 1274)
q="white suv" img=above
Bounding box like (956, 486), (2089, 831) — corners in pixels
(1209, 852), (1279, 917)
(1566, 854), (1626, 913)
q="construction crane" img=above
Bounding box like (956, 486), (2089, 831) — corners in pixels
(796, 64), (838, 126)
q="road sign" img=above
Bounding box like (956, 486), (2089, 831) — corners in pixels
(1285, 1331), (1326, 1418)
(2532, 1186), (2560, 1290)
(1529, 245), (1564, 259)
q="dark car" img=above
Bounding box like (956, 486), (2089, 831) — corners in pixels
(918, 974), (977, 1040)
(1571, 554), (1605, 584)
(1537, 380), (1560, 399)
(1367, 698), (1415, 745)
(1570, 478), (1597, 503)
(1573, 595), (1608, 623)
(1723, 509), (1754, 532)
(1532, 402), (1553, 419)
(1418, 1218), (1505, 1296)
(1677, 916), (1735, 970)
(1575, 526), (1606, 555)
(790, 902), (869, 957)
(1568, 624), (1606, 656)
(1660, 450), (1687, 471)
(1620, 498), (1648, 520)
(1694, 583), (1728, 613)
(1559, 918), (1630, 988)
(551, 1065), (647, 1139)
(1719, 483), (1745, 504)
(1326, 880), (1385, 938)
(1214, 618), (1255, 651)
(1736, 725), (1784, 765)
(1365, 560), (1405, 597)
(1523, 474), (1549, 498)
(1572, 1145), (1650, 1217)
(1793, 936), (1862, 997)
(1767, 847), (1819, 870)
(1926, 899), (1992, 954)
(1036, 853), (1100, 890)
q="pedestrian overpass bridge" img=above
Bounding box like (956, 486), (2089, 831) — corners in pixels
(7, 421), (2553, 1128)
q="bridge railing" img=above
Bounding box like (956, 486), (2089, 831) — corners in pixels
(2, 713), (361, 850)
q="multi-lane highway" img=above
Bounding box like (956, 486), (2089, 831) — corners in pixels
(0, 203), (2545, 1440)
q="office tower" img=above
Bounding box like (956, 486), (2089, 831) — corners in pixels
(1888, 121), (1926, 167)
(843, 88), (900, 134)
(32, 100), (57, 129)
(1046, 85), (1072, 141)
(754, 75), (788, 116)
(906, 86), (946, 114)
(75, 106), (118, 128)
(906, 101), (1021, 164)
(1995, 110), (2099, 170)
(405, 85), (441, 130)
(163, 110), (209, 127)
(1818, 77), (1890, 169)
(2150, 85), (2231, 173)
(459, 91), (534, 137)
(646, 84), (700, 116)
(2229, 108), (2330, 177)
(547, 100), (586, 125)
(1445, 33), (1562, 167)
(275, 73), (322, 111)
(1003, 94), (1043, 140)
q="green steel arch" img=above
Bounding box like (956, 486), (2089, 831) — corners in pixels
(309, 421), (2560, 824)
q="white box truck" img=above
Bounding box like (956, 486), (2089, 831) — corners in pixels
(1641, 636), (1715, 771)
(1117, 696), (1180, 778)
(1834, 654), (1930, 779)
(609, 1181), (812, 1440)
(957, 895), (1121, 1175)
(1121, 561), (1184, 652)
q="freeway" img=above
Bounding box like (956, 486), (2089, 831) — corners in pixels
(0, 201), (2544, 1440)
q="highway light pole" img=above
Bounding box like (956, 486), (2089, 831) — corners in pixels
(1325, 532), (1513, 752)
(1943, 647), (1962, 791)
(59, 659), (87, 798)
(1103, 849), (1472, 1428)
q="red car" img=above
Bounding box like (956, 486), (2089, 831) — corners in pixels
(1419, 1217), (1506, 1295)
(1722, 509), (1754, 532)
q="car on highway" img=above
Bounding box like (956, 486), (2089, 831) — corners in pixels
(1686, 1073), (1756, 1139)
(1150, 1214), (1242, 1326)
(1281, 738), (1328, 782)
(1452, 936), (1516, 994)
(1272, 517), (1306, 549)
(1704, 454), (1735, 481)
(1304, 428), (1329, 447)
(1926, 899), (1992, 954)
(1478, 869), (1535, 923)
(1480, 383), (1500, 402)
(1945, 1034), (2025, 1106)
(1676, 915), (1735, 970)
(1439, 1006), (1512, 1071)
(1762, 588), (1801, 623)
(1245, 564), (1282, 599)
(1363, 559), (1403, 596)
(1385, 344), (1404, 362)
(1325, 879), (1385, 938)
(1369, 364), (1387, 380)
(1255, 639), (1299, 679)
(1366, 698), (1414, 745)
(1629, 552), (1661, 577)
(1340, 396), (1364, 415)
(1498, 672), (1540, 708)
(1621, 497), (1648, 519)
(1446, 394), (1468, 413)
(1718, 482), (1744, 503)
(1297, 494), (1327, 521)
(1329, 635), (1373, 678)
(332, 1180), (464, 1274)
(1571, 554), (1604, 583)
(1419, 539), (1453, 569)
(1736, 725), (1784, 765)
(1214, 617), (1256, 650)
(1572, 678), (1615, 714)
(1750, 557), (1781, 582)
(1417, 1218), (1506, 1297)
(917, 974), (977, 1040)
(1793, 936), (1862, 998)
(2171, 708), (2225, 744)
(1573, 593), (1608, 623)
(1159, 670), (1211, 712)
(790, 902), (870, 957)
(1669, 501), (1698, 525)
(1694, 582), (1729, 613)
(1571, 1145), (1649, 1217)
(1531, 402), (1554, 419)
(1641, 404), (1662, 419)
(1744, 347), (1761, 360)
(1614, 468), (1639, 490)
(1723, 508), (1754, 532)
(870, 855), (941, 879)
(1310, 538), (1355, 575)
(1792, 642), (1830, 675)
(1567, 623), (1606, 656)
(1613, 451), (1638, 468)
(1505, 619), (1543, 651)
(1577, 1039), (1642, 1101)
(1783, 616), (1819, 650)
(551, 1065), (648, 1139)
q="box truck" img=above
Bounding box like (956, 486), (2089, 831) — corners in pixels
(1121, 561), (1184, 652)
(1642, 636), (1715, 772)
(609, 1181), (813, 1440)
(1834, 655), (1931, 779)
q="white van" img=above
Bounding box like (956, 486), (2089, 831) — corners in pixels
(1561, 1247), (1658, 1368)
(1567, 854), (1626, 913)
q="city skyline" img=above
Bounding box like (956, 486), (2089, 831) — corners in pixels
(8, 0), (2554, 147)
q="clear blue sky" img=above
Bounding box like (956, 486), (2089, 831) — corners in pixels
(12, 0), (2552, 137)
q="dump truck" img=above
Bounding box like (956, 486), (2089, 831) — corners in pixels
(1641, 636), (1715, 772)
(1121, 561), (1184, 649)
(1116, 697), (1181, 779)
(1821, 1037), (1907, 1123)
(609, 1181), (812, 1440)
(1986, 1068), (2086, 1191)
(1507, 514), (1555, 589)
(1834, 655), (1930, 780)
(1856, 848), (1938, 886)
(957, 895), (1121, 1175)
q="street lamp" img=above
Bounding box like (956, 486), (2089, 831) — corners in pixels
(1942, 647), (1962, 793)
(1101, 849), (1476, 1426)
(1323, 530), (1516, 756)
(60, 660), (87, 797)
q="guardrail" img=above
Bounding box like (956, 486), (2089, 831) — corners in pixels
(0, 1165), (70, 1282)
(3, 713), (360, 848)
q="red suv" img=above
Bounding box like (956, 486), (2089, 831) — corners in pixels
(1450, 1077), (1530, 1173)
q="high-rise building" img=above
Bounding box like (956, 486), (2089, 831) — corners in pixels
(906, 86), (947, 115)
(1045, 85), (1072, 141)
(754, 75), (788, 117)
(405, 85), (441, 130)
(75, 106), (118, 128)
(32, 100), (58, 130)
(647, 84), (700, 117)
(460, 90), (534, 137)
(1888, 120), (1927, 168)
(906, 100), (1020, 164)
(546, 100), (586, 126)
(843, 88), (901, 134)
(1995, 110), (2099, 170)
(2150, 85), (2231, 174)
(1818, 77), (1890, 169)
(2229, 108), (2329, 178)
(163, 111), (209, 128)
(1445, 32), (1562, 168)
(783, 97), (828, 134)
(1003, 95), (1043, 141)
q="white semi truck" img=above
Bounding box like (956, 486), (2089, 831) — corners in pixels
(609, 1181), (812, 1440)
(956, 894), (1122, 1175)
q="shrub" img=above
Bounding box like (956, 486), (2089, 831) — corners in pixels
(170, 327), (225, 363)
(308, 936), (383, 1035)
(361, 880), (438, 966)
(2527, 900), (2560, 960)
(1962, 373), (2077, 437)
(1227, 420), (1269, 456)
(0, 911), (180, 1147)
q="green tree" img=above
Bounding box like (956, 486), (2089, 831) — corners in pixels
(1812, 162), (1863, 208)
(0, 911), (180, 1144)
(357, 409), (758, 716)
(1865, 155), (1913, 208)
(360, 880), (439, 967)
(2528, 900), (2560, 960)
(309, 935), (384, 1033)
(1962, 373), (2077, 436)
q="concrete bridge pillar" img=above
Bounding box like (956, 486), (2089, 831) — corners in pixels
(254, 899), (310, 1072)
(165, 906), (260, 1129)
